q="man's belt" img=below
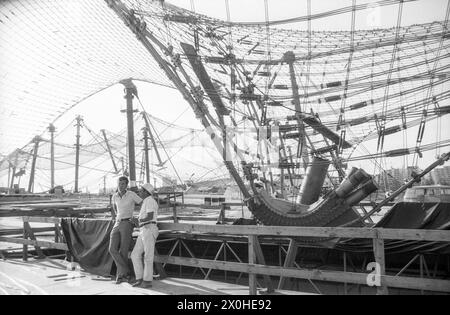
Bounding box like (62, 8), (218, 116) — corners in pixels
(118, 218), (131, 222)
(141, 221), (157, 227)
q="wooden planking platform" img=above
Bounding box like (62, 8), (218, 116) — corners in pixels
(0, 258), (311, 295)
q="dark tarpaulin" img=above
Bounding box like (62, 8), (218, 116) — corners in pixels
(375, 202), (450, 230)
(61, 218), (115, 277)
(337, 202), (450, 254)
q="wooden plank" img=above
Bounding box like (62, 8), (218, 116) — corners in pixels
(9, 202), (78, 210)
(172, 206), (179, 223)
(24, 222), (45, 259)
(157, 223), (450, 242)
(22, 223), (28, 261)
(373, 237), (388, 295)
(248, 235), (257, 295)
(383, 275), (450, 292)
(23, 217), (63, 224)
(0, 208), (110, 218)
(222, 202), (245, 207)
(156, 255), (369, 284)
(0, 227), (55, 236)
(278, 239), (298, 289)
(180, 240), (208, 277)
(0, 237), (69, 251)
(23, 217), (110, 224)
(378, 229), (450, 242)
(24, 217), (450, 243)
(55, 224), (63, 243)
(176, 216), (222, 222)
(154, 248), (167, 279)
(253, 235), (275, 293)
(154, 255), (450, 293)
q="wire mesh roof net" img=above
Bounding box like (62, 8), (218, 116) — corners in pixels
(0, 0), (449, 191)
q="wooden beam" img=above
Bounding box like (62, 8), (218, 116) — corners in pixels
(252, 235), (275, 293)
(248, 235), (257, 295)
(172, 205), (179, 223)
(1, 208), (110, 218)
(55, 224), (63, 243)
(24, 222), (45, 259)
(154, 255), (450, 293)
(0, 227), (55, 236)
(0, 237), (68, 251)
(157, 223), (450, 242)
(18, 217), (450, 242)
(22, 223), (28, 261)
(373, 237), (389, 295)
(154, 247), (167, 279)
(180, 240), (208, 277)
(22, 217), (111, 224)
(278, 238), (298, 289)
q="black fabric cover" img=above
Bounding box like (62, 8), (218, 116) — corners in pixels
(337, 202), (450, 254)
(61, 218), (115, 276)
(375, 202), (450, 230)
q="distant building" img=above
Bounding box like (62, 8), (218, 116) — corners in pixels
(429, 166), (450, 185)
(184, 178), (244, 206)
(376, 166), (423, 191)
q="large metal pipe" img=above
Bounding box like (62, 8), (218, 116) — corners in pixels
(334, 168), (371, 198)
(298, 157), (330, 205)
(344, 180), (378, 206)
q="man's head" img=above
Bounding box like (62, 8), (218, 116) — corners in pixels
(117, 176), (129, 193)
(140, 183), (154, 199)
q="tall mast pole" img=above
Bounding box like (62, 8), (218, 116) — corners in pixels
(10, 164), (16, 190)
(7, 162), (11, 190)
(284, 51), (309, 169)
(74, 116), (83, 193)
(121, 79), (138, 190)
(28, 136), (41, 193)
(142, 127), (151, 184)
(48, 124), (56, 189)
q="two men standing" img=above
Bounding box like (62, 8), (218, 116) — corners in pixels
(109, 176), (159, 288)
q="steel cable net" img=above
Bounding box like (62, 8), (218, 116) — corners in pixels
(115, 0), (450, 177)
(0, 112), (220, 180)
(0, 0), (449, 190)
(0, 0), (174, 154)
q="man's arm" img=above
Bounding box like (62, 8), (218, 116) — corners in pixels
(139, 212), (154, 227)
(139, 199), (157, 226)
(111, 202), (117, 220)
(133, 192), (143, 205)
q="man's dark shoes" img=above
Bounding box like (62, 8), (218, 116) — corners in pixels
(115, 276), (124, 284)
(140, 281), (152, 288)
(132, 279), (143, 287)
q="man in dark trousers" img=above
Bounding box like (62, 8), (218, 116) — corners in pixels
(109, 176), (142, 284)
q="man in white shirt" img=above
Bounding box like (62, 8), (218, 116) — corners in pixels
(109, 176), (142, 284)
(131, 183), (159, 288)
